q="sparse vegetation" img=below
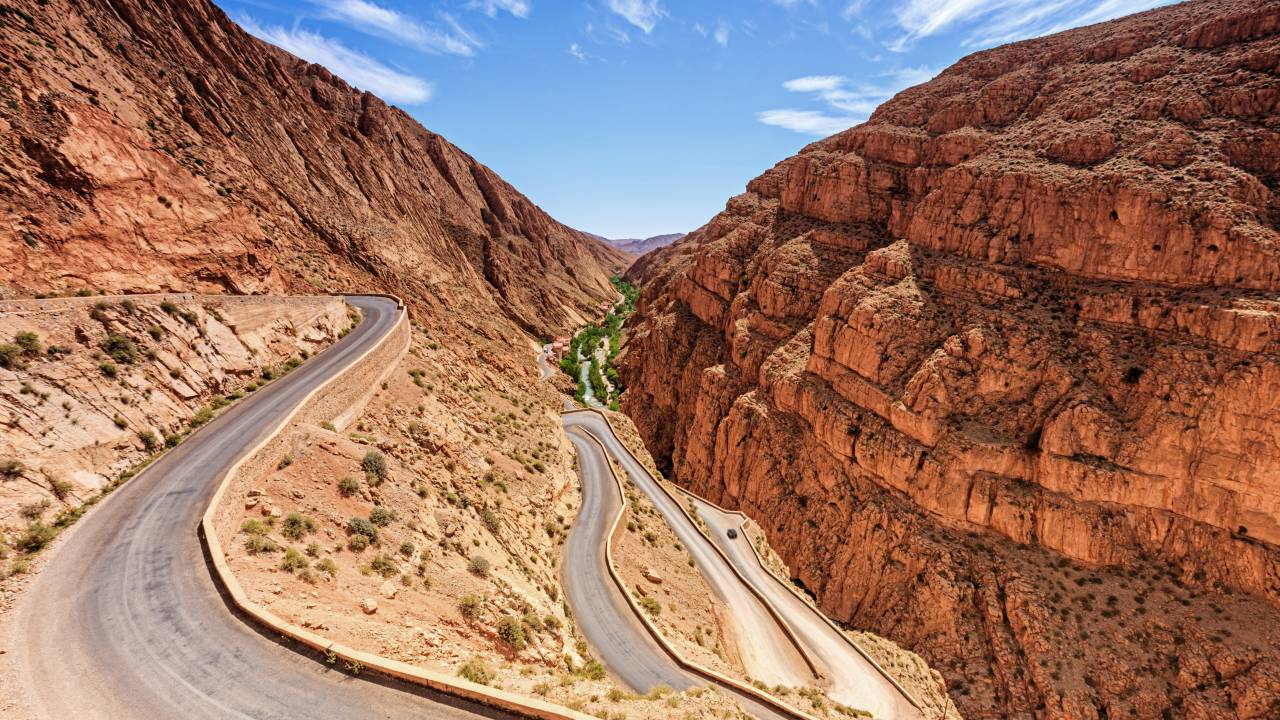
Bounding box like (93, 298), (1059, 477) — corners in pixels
(0, 343), (24, 370)
(580, 659), (607, 680)
(245, 535), (279, 555)
(189, 406), (214, 428)
(281, 512), (316, 541)
(368, 552), (398, 578)
(459, 593), (483, 619)
(101, 334), (139, 364)
(638, 596), (661, 616)
(280, 547), (308, 573)
(337, 475), (359, 497)
(496, 615), (527, 650)
(14, 331), (42, 356)
(15, 522), (56, 552)
(468, 555), (492, 577)
(361, 450), (387, 484)
(369, 505), (394, 527)
(347, 516), (379, 545)
(480, 507), (501, 534)
(137, 429), (159, 451)
(458, 656), (493, 685)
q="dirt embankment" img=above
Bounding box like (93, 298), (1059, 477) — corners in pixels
(0, 293), (346, 541)
(211, 319), (752, 720)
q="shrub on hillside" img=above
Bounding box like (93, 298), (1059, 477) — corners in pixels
(337, 475), (359, 497)
(101, 334), (138, 364)
(244, 535), (279, 555)
(14, 331), (42, 356)
(468, 555), (491, 577)
(281, 512), (316, 541)
(361, 450), (387, 484)
(639, 596), (661, 616)
(479, 507), (500, 534)
(459, 594), (483, 620)
(369, 505), (393, 527)
(15, 522), (56, 553)
(347, 516), (379, 544)
(458, 656), (493, 685)
(369, 552), (398, 578)
(137, 430), (159, 452)
(280, 547), (308, 573)
(0, 343), (25, 370)
(496, 615), (527, 650)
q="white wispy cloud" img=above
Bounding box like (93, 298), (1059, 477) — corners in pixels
(607, 0), (665, 34)
(469, 0), (531, 18)
(887, 0), (1175, 51)
(841, 0), (868, 21)
(758, 109), (857, 136)
(568, 42), (588, 61)
(239, 17), (432, 105)
(760, 66), (938, 136)
(782, 75), (845, 92)
(714, 19), (731, 47)
(312, 0), (477, 55)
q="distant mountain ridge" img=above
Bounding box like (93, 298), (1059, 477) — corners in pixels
(589, 232), (686, 256)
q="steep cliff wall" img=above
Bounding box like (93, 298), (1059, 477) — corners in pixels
(622, 1), (1280, 717)
(0, 0), (629, 336)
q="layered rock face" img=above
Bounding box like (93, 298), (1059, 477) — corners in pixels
(622, 1), (1280, 717)
(0, 0), (629, 336)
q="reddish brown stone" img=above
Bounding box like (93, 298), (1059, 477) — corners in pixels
(622, 1), (1280, 717)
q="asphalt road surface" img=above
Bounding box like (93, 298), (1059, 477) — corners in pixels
(537, 343), (555, 381)
(560, 425), (793, 720)
(563, 413), (812, 690)
(13, 296), (523, 720)
(696, 501), (923, 719)
(564, 411), (922, 719)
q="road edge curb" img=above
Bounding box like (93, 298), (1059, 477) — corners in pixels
(573, 408), (926, 713)
(200, 295), (596, 720)
(671, 486), (928, 712)
(566, 423), (823, 720)
(563, 411), (821, 674)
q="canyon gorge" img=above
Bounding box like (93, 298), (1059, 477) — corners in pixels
(1, 0), (1278, 718)
(621, 0), (1280, 717)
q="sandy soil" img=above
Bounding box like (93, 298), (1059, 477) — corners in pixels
(612, 480), (746, 679)
(214, 324), (762, 719)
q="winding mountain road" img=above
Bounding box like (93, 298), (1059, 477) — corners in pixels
(560, 425), (793, 720)
(695, 502), (923, 719)
(563, 411), (923, 720)
(563, 413), (812, 690)
(10, 296), (520, 720)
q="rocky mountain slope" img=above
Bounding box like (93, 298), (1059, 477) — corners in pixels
(621, 1), (1280, 717)
(0, 0), (629, 336)
(0, 295), (348, 527)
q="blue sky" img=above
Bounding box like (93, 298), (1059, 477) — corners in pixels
(216, 0), (1175, 239)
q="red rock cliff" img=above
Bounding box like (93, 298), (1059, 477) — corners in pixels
(0, 0), (630, 336)
(623, 1), (1280, 717)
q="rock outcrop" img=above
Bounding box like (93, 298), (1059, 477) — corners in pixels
(0, 0), (629, 336)
(622, 1), (1280, 717)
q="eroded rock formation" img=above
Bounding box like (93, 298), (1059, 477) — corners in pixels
(0, 0), (629, 336)
(622, 1), (1280, 717)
